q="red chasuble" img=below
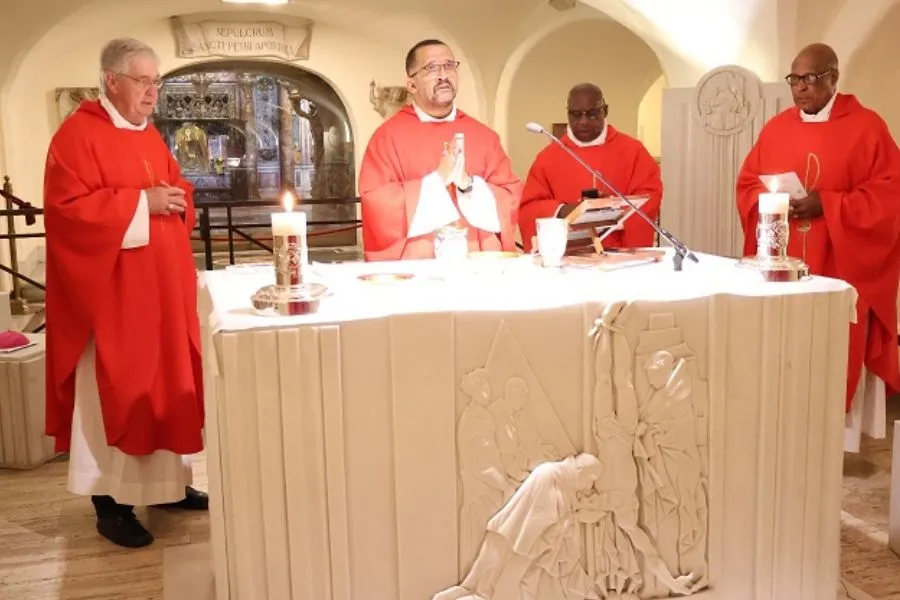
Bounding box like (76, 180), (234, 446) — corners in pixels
(519, 126), (662, 252)
(736, 94), (900, 410)
(359, 105), (522, 260)
(43, 100), (204, 455)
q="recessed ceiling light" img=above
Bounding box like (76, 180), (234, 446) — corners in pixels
(221, 0), (290, 5)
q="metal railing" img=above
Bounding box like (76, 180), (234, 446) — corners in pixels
(0, 175), (362, 332)
(192, 196), (361, 270)
(1, 176), (43, 317)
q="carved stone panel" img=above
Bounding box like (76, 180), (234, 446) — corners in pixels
(54, 87), (99, 125)
(439, 306), (709, 600)
(661, 69), (793, 257)
(370, 80), (411, 119)
(693, 65), (763, 136)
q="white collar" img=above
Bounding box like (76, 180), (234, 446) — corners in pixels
(800, 93), (837, 123)
(413, 102), (457, 122)
(567, 122), (607, 147)
(99, 94), (148, 131)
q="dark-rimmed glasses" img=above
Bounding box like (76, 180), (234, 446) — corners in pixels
(784, 70), (832, 86)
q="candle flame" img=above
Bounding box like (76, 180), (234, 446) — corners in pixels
(767, 177), (779, 194)
(282, 191), (294, 212)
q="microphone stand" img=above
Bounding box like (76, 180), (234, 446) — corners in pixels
(527, 124), (698, 272)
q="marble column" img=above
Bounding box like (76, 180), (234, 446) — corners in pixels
(238, 73), (259, 199)
(278, 82), (295, 195)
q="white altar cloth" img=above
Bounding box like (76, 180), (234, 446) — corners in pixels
(204, 252), (855, 331)
(200, 251), (856, 600)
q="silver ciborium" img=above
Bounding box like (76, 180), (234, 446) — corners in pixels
(738, 201), (809, 282)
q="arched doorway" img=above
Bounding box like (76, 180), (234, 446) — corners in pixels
(157, 60), (357, 252)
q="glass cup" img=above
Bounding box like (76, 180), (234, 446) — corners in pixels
(536, 217), (568, 267)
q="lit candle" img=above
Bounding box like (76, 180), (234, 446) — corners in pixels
(271, 192), (307, 289)
(271, 192), (306, 235)
(758, 177), (789, 215)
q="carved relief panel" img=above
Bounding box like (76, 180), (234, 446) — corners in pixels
(441, 307), (710, 600)
(370, 80), (411, 119)
(661, 66), (793, 258)
(54, 87), (100, 125)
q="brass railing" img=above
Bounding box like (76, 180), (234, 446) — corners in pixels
(0, 176), (42, 316)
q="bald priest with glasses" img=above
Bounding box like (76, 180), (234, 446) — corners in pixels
(736, 43), (900, 451)
(359, 39), (522, 260)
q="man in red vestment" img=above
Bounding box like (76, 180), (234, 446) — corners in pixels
(519, 83), (662, 252)
(359, 39), (522, 260)
(736, 43), (900, 450)
(44, 38), (207, 548)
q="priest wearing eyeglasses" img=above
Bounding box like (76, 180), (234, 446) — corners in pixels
(519, 83), (662, 253)
(43, 38), (207, 549)
(736, 43), (900, 452)
(359, 39), (522, 260)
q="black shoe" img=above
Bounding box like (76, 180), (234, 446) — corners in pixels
(96, 513), (154, 548)
(91, 495), (153, 548)
(152, 486), (209, 511)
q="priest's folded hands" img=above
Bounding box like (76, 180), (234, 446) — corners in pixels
(147, 183), (187, 215)
(437, 136), (472, 191)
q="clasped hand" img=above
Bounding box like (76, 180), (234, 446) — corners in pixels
(147, 182), (187, 216)
(789, 190), (823, 220)
(437, 137), (472, 190)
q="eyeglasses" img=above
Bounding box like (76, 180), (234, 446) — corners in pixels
(115, 72), (164, 90)
(567, 107), (606, 121)
(409, 61), (460, 79)
(784, 70), (832, 86)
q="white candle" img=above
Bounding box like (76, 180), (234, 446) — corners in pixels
(759, 192), (789, 215)
(271, 192), (306, 236)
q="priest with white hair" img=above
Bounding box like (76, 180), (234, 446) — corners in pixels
(43, 37), (207, 548)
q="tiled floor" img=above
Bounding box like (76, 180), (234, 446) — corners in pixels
(0, 454), (210, 600)
(2, 404), (899, 599)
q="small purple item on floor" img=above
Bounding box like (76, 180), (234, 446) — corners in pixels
(0, 330), (29, 350)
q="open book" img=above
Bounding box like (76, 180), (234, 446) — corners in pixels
(564, 195), (651, 227)
(558, 194), (650, 255)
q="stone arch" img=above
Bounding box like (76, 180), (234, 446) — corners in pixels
(493, 3), (692, 149)
(823, 0), (900, 72)
(496, 17), (668, 178)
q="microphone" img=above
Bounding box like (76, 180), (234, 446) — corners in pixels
(525, 122), (698, 272)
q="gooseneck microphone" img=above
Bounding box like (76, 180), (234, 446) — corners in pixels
(525, 122), (698, 272)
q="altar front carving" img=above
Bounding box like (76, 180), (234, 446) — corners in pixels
(200, 255), (852, 600)
(439, 304), (709, 600)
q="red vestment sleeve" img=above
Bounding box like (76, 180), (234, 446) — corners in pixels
(519, 156), (558, 251)
(619, 147), (663, 247)
(820, 120), (900, 397)
(359, 131), (425, 261)
(481, 134), (522, 252)
(43, 138), (141, 441)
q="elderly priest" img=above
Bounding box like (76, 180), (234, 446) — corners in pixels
(736, 43), (900, 452)
(359, 39), (522, 260)
(43, 38), (207, 548)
